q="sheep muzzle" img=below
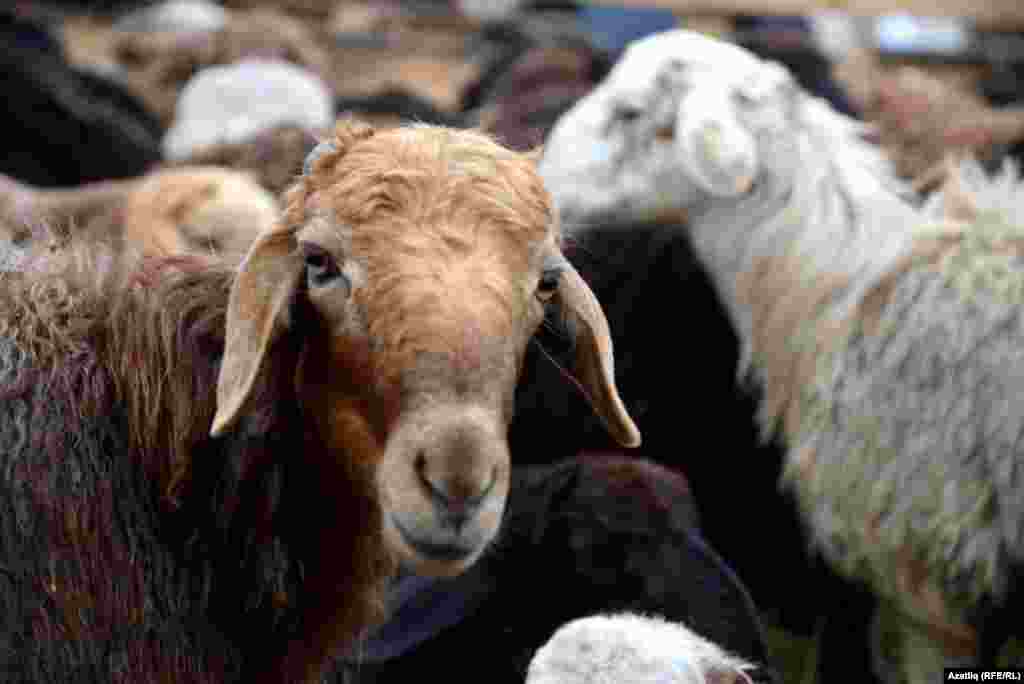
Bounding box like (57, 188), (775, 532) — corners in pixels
(378, 403), (509, 577)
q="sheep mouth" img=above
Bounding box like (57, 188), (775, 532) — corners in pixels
(391, 515), (478, 563)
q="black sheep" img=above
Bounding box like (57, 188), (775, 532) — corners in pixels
(335, 453), (779, 684)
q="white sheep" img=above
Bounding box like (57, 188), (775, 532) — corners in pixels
(540, 28), (1024, 684)
(526, 613), (756, 684)
(162, 59), (335, 162)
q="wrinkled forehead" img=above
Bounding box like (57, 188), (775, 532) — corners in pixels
(603, 29), (768, 98)
(298, 139), (558, 269)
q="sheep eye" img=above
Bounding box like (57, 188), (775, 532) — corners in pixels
(614, 104), (642, 124)
(733, 89), (757, 108)
(536, 269), (561, 301)
(299, 241), (342, 289)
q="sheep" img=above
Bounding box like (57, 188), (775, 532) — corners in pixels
(504, 218), (833, 648)
(0, 118), (639, 683)
(112, 0), (229, 34)
(334, 453), (776, 683)
(525, 612), (757, 684)
(540, 28), (1024, 684)
(0, 167), (280, 266)
(161, 59), (335, 163)
(833, 50), (1024, 189)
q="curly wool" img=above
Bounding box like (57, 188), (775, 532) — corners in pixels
(0, 249), (387, 683)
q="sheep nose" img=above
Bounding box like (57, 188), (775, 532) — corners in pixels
(416, 454), (497, 532)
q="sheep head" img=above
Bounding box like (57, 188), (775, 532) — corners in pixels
(540, 29), (800, 225)
(527, 613), (757, 684)
(121, 167), (280, 262)
(211, 119), (640, 577)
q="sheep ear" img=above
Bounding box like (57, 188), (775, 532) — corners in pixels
(675, 92), (759, 198)
(555, 259), (641, 447)
(211, 227), (302, 437)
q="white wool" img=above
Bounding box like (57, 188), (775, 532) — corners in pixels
(456, 0), (525, 23)
(114, 0), (227, 35)
(526, 613), (755, 684)
(162, 60), (335, 162)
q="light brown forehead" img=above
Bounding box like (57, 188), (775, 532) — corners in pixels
(295, 125), (558, 265)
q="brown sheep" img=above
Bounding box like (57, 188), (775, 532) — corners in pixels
(119, 166), (280, 261)
(0, 119), (639, 683)
(0, 167), (280, 266)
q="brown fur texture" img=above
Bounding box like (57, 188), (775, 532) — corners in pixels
(0, 235), (391, 683)
(281, 119), (553, 390)
(214, 118), (554, 681)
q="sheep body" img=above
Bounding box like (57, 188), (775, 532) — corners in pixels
(792, 182), (1024, 602)
(337, 453), (775, 683)
(540, 28), (1024, 682)
(526, 612), (755, 684)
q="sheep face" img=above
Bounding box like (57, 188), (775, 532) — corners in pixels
(539, 29), (800, 226)
(211, 120), (640, 578)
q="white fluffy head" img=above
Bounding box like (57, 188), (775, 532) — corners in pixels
(539, 29), (800, 225)
(162, 59), (335, 161)
(114, 0), (228, 34)
(526, 613), (756, 684)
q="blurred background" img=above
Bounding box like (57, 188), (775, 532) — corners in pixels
(4, 0), (1023, 192)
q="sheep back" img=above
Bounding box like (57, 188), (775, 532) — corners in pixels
(0, 261), (312, 682)
(787, 207), (1024, 625)
(0, 332), (244, 682)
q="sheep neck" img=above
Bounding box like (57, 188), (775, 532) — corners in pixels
(685, 96), (922, 438)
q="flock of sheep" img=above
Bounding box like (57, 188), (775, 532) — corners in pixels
(2, 3), (1024, 683)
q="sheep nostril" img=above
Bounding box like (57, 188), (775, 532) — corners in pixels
(416, 468), (490, 532)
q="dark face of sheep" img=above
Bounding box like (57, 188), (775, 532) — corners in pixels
(210, 120), (640, 578)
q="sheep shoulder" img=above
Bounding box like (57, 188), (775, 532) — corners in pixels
(0, 244), (232, 500)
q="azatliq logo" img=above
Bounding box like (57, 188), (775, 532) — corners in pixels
(946, 670), (1024, 681)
